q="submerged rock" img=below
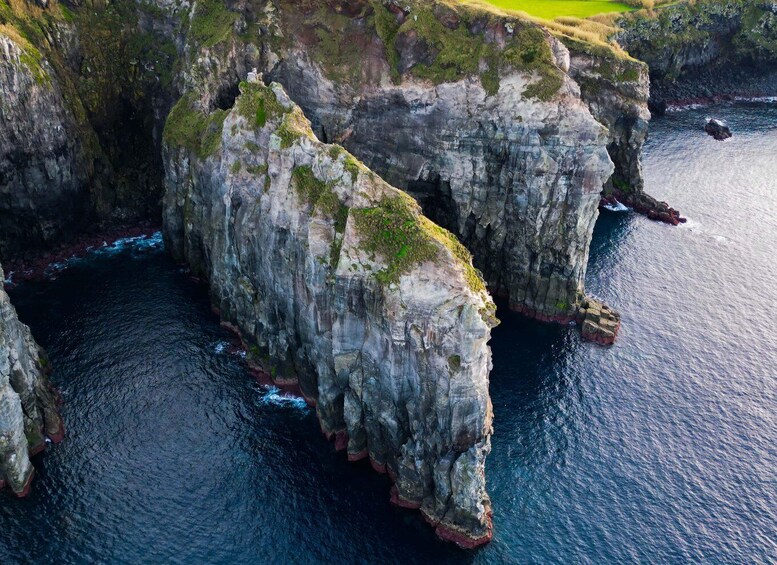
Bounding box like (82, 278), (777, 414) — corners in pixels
(163, 80), (498, 547)
(705, 118), (733, 140)
(0, 266), (63, 495)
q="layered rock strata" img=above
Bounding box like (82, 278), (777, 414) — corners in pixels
(163, 79), (498, 547)
(2, 0), (627, 321)
(565, 40), (685, 225)
(0, 265), (63, 495)
(577, 297), (620, 346)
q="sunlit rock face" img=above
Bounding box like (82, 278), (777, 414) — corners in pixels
(163, 79), (498, 547)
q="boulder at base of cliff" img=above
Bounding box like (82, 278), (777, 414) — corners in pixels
(705, 118), (732, 141)
(577, 299), (621, 346)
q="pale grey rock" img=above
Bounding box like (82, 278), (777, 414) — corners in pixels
(0, 265), (63, 494)
(163, 80), (497, 545)
(269, 51), (614, 318)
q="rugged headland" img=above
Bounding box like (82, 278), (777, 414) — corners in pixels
(164, 77), (498, 545)
(2, 0), (766, 547)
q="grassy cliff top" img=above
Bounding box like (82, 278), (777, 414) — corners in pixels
(484, 0), (634, 20)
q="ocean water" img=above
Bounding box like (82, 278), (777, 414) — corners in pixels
(1, 103), (775, 563)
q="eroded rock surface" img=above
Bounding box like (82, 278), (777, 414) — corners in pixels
(0, 32), (92, 258)
(262, 2), (615, 320)
(163, 79), (498, 546)
(0, 265), (63, 495)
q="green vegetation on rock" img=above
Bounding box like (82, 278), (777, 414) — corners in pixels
(352, 188), (488, 290)
(371, 2), (564, 100)
(277, 107), (316, 148)
(353, 194), (439, 285)
(419, 216), (487, 294)
(237, 81), (286, 128)
(292, 165), (350, 269)
(164, 92), (228, 159)
(292, 165), (350, 230)
(190, 0), (238, 48)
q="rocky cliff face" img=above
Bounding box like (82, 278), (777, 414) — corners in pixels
(0, 0), (176, 261)
(163, 78), (497, 546)
(257, 1), (615, 320)
(617, 0), (777, 102)
(0, 265), (63, 495)
(566, 42), (650, 194)
(0, 28), (92, 258)
(565, 42), (683, 223)
(2, 0), (626, 318)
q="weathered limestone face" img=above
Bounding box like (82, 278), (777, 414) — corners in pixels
(163, 80), (498, 546)
(0, 266), (63, 495)
(272, 56), (613, 319)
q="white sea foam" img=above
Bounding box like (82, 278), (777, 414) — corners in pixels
(602, 200), (631, 213)
(96, 231), (164, 256)
(256, 386), (308, 410)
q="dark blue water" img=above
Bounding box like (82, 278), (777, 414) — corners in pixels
(2, 103), (776, 563)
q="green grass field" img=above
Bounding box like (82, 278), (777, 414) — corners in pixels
(484, 0), (634, 19)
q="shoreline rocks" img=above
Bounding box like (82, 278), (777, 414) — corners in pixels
(601, 191), (686, 226)
(577, 298), (621, 346)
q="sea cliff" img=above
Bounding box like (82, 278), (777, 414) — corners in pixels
(618, 0), (777, 105)
(164, 78), (497, 546)
(0, 0), (658, 542)
(0, 265), (63, 495)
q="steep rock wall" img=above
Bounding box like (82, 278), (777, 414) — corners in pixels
(618, 0), (777, 103)
(564, 41), (682, 222)
(259, 1), (615, 319)
(0, 30), (93, 258)
(0, 265), (63, 495)
(565, 42), (650, 194)
(0, 0), (178, 261)
(163, 79), (498, 547)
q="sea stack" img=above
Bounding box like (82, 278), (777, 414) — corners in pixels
(0, 266), (64, 496)
(163, 79), (498, 547)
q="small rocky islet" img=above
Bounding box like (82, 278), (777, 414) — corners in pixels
(1, 0), (775, 550)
